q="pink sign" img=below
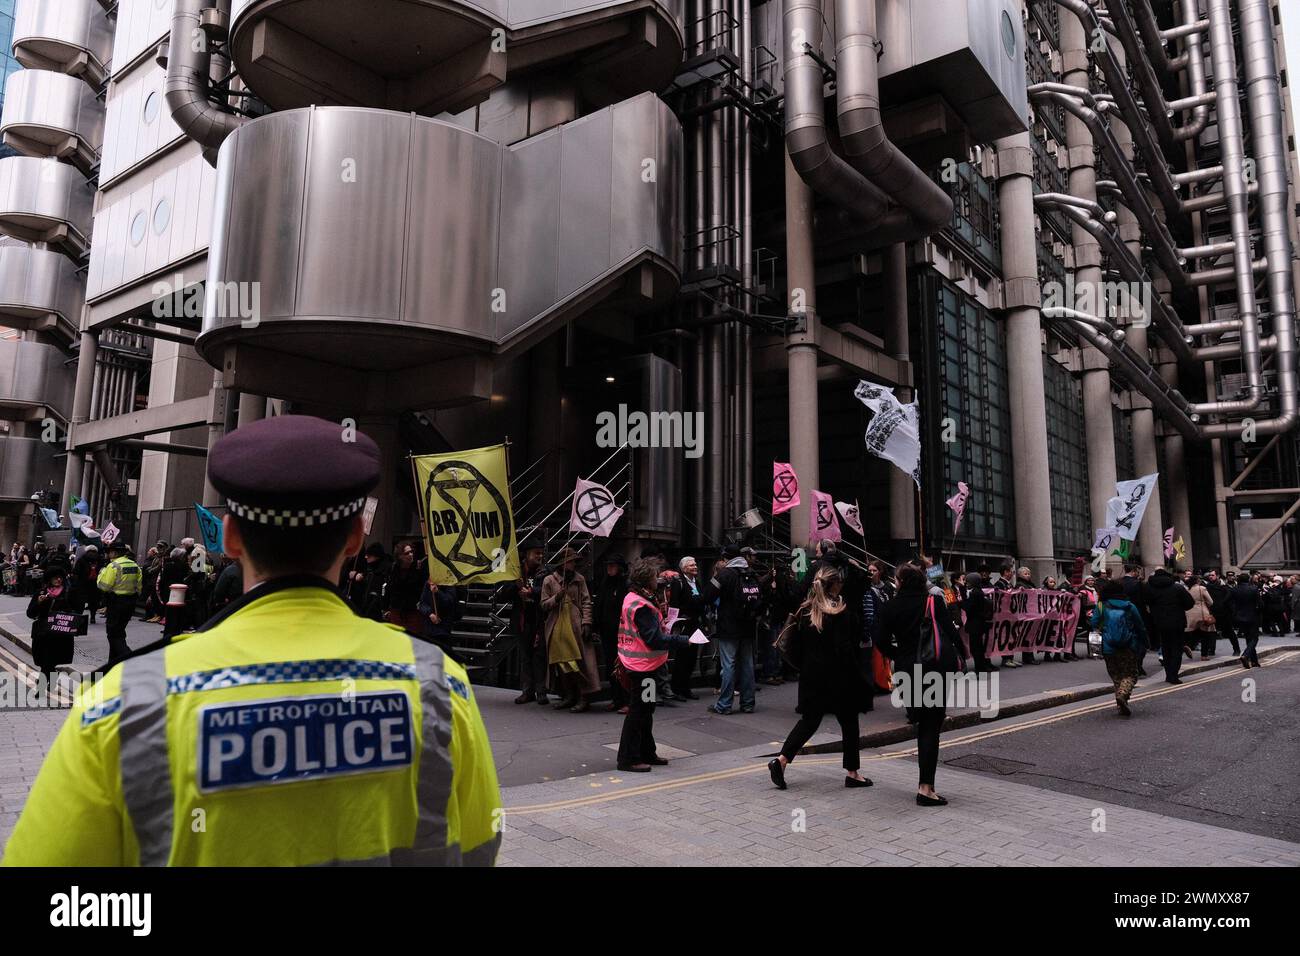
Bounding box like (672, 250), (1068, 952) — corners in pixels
(772, 462), (800, 515)
(809, 489), (841, 542)
(979, 588), (1083, 656)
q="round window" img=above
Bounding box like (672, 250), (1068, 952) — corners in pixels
(143, 91), (160, 124)
(1001, 10), (1017, 59)
(129, 211), (147, 246)
(152, 198), (171, 235)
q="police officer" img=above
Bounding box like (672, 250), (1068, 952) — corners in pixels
(3, 415), (501, 866)
(96, 539), (142, 670)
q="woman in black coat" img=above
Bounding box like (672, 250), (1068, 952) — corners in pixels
(768, 564), (874, 791)
(962, 572), (994, 672)
(878, 562), (968, 806)
(26, 565), (77, 686)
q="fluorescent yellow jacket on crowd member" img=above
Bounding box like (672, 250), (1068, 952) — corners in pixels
(2, 577), (502, 866)
(97, 556), (142, 597)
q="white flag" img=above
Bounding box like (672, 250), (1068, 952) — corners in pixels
(68, 512), (100, 539)
(834, 500), (863, 536)
(569, 477), (624, 538)
(1106, 473), (1159, 540)
(1093, 527), (1121, 551)
(853, 381), (922, 487)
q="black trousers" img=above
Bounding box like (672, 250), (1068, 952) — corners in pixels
(913, 707), (946, 787)
(1159, 628), (1185, 681)
(1239, 622), (1261, 665)
(104, 595), (135, 666)
(969, 627), (992, 671)
(518, 632), (548, 696)
(1220, 622), (1240, 654)
(671, 642), (698, 695)
(1198, 626), (1217, 657)
(780, 709), (861, 771)
(617, 672), (658, 766)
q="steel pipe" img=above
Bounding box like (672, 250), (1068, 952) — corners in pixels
(166, 0), (245, 152)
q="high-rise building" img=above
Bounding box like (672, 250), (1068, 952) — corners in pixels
(2, 0), (1299, 650)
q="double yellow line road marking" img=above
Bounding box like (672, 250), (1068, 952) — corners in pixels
(507, 651), (1296, 816)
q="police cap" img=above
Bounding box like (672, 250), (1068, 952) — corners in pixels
(209, 415), (381, 528)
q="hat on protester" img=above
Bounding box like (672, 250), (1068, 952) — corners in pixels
(208, 415), (381, 528)
(555, 546), (582, 566)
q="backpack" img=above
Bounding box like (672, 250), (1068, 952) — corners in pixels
(1099, 603), (1136, 655)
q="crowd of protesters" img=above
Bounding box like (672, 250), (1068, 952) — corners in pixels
(498, 535), (1300, 807)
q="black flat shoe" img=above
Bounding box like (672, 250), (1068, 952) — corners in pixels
(1240, 656), (1251, 669)
(618, 763), (652, 773)
(681, 690), (699, 700)
(1165, 678), (1183, 685)
(845, 775), (873, 788)
(916, 793), (948, 807)
(646, 756), (668, 766)
(768, 758), (787, 790)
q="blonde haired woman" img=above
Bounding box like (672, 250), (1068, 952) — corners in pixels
(768, 565), (873, 791)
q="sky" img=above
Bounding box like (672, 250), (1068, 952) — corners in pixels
(1285, 4), (1300, 141)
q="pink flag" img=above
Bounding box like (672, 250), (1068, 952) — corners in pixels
(946, 481), (970, 534)
(1163, 527), (1175, 559)
(809, 490), (842, 542)
(772, 462), (800, 515)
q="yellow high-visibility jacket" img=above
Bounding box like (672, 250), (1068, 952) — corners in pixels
(2, 579), (501, 866)
(97, 557), (142, 597)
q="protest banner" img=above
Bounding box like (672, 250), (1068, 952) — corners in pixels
(981, 588), (1083, 657)
(411, 443), (521, 585)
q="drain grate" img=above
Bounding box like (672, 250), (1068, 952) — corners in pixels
(944, 753), (1036, 775)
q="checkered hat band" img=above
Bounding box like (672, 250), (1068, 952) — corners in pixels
(226, 495), (366, 527)
(168, 659), (419, 696)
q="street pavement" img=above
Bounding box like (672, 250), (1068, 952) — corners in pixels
(495, 653), (1300, 866)
(3, 590), (1298, 865)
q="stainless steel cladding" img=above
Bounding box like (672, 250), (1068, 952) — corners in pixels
(100, 62), (187, 186)
(874, 0), (1028, 139)
(0, 340), (76, 420)
(0, 157), (95, 255)
(227, 0), (684, 114)
(0, 435), (63, 500)
(85, 152), (218, 302)
(0, 243), (85, 340)
(200, 92), (681, 402)
(112, 0), (184, 72)
(12, 0), (114, 86)
(1, 70), (106, 174)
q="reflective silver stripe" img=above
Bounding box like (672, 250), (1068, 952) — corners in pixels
(408, 639), (455, 858)
(316, 844), (464, 867)
(118, 652), (174, 867)
(463, 832), (502, 867)
(619, 648), (664, 659)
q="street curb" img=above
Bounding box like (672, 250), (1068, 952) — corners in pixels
(797, 644), (1300, 756)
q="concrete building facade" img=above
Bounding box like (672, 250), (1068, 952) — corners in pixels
(2, 0), (1300, 587)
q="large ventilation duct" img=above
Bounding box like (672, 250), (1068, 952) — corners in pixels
(834, 0), (953, 233)
(1044, 0), (1298, 442)
(165, 0), (247, 152)
(1111, 0), (1211, 147)
(1134, 0), (1211, 141)
(783, 0), (894, 227)
(1193, 0), (1298, 436)
(782, 0), (950, 241)
(1050, 0), (1185, 224)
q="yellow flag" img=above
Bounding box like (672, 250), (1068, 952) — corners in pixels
(411, 444), (521, 586)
